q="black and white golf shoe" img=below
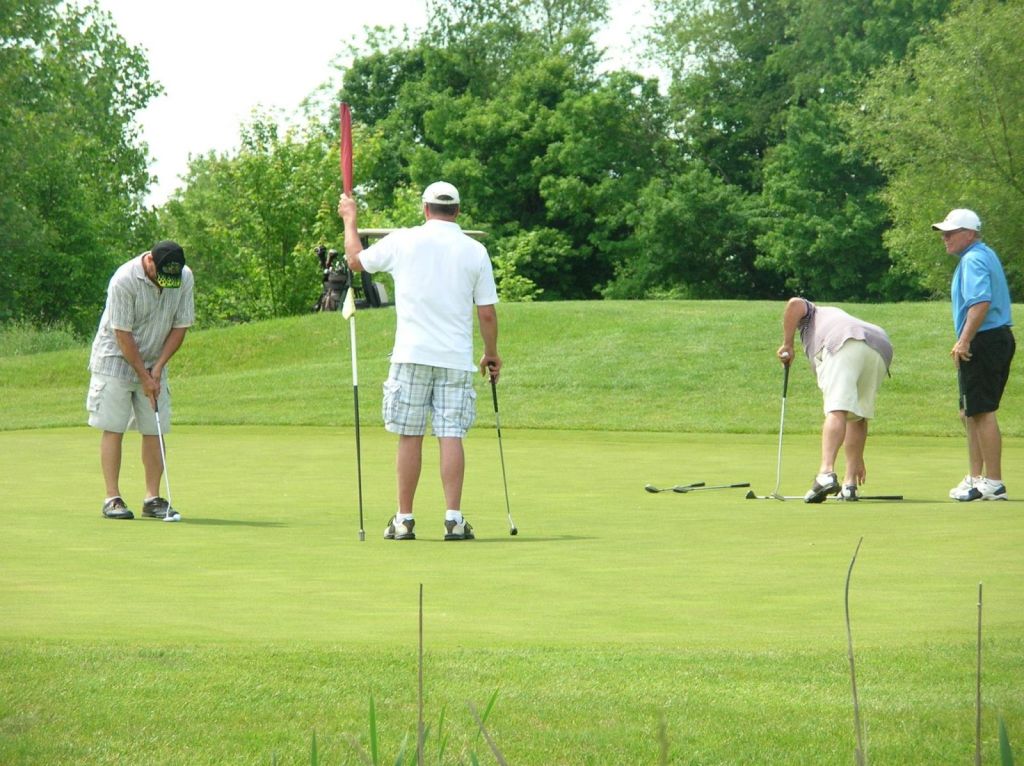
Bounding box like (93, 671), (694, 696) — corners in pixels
(384, 516), (416, 540)
(443, 517), (475, 541)
(804, 472), (839, 503)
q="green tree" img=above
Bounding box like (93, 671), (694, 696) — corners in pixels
(651, 0), (792, 190)
(853, 0), (1024, 297)
(605, 162), (772, 299)
(756, 100), (924, 300)
(648, 0), (950, 300)
(0, 0), (160, 334)
(160, 115), (342, 324)
(336, 0), (670, 300)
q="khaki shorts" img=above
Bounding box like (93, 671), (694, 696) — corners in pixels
(382, 363), (476, 438)
(86, 372), (170, 435)
(815, 340), (887, 420)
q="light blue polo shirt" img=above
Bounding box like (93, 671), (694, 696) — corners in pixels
(951, 241), (1012, 336)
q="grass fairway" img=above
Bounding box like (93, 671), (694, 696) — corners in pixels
(2, 301), (1022, 763)
(1, 422), (1022, 764)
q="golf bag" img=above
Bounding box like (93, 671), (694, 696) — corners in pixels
(312, 245), (389, 312)
(314, 247), (351, 312)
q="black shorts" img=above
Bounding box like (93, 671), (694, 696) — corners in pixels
(958, 325), (1015, 416)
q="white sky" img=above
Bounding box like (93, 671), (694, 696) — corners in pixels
(92, 0), (657, 206)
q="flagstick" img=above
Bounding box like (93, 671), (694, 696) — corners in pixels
(345, 286), (365, 541)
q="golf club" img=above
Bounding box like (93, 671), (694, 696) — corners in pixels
(745, 491), (805, 501)
(645, 482), (705, 493)
(836, 494), (904, 502)
(489, 367), (517, 536)
(747, 356), (790, 500)
(152, 401), (180, 522)
(673, 482), (751, 493)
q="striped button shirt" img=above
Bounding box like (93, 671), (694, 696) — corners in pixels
(88, 255), (195, 381)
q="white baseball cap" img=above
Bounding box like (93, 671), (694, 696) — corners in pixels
(932, 208), (981, 232)
(422, 181), (460, 205)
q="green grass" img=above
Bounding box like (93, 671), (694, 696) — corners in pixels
(0, 319), (81, 357)
(1, 302), (1022, 764)
(2, 300), (1022, 435)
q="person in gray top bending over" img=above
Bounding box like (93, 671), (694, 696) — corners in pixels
(776, 298), (893, 502)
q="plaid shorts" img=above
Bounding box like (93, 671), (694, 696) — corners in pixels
(381, 363), (477, 438)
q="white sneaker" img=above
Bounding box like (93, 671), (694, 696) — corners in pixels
(976, 477), (1008, 501)
(954, 477), (1008, 502)
(949, 475), (974, 499)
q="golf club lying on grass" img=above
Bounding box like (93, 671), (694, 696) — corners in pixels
(673, 482), (751, 493)
(747, 357), (790, 501)
(153, 401), (181, 523)
(744, 489), (905, 502)
(745, 490), (804, 501)
(489, 366), (518, 536)
(645, 482), (705, 493)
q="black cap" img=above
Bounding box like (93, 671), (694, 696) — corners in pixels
(151, 240), (185, 288)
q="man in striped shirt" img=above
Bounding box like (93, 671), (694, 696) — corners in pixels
(86, 241), (195, 520)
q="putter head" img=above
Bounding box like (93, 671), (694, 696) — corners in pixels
(745, 490), (756, 499)
(643, 484), (660, 493)
(510, 527), (518, 536)
(163, 512), (181, 523)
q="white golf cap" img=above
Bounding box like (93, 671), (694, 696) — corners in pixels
(422, 181), (460, 205)
(932, 208), (981, 231)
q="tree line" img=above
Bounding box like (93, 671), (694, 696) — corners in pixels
(2, 0), (1021, 335)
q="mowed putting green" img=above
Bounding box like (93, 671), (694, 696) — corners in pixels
(1, 424), (1021, 764)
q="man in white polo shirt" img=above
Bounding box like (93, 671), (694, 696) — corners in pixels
(86, 240), (194, 520)
(338, 182), (501, 541)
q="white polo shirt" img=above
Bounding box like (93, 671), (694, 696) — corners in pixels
(359, 219), (498, 372)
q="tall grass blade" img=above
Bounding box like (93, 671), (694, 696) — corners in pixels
(435, 703), (449, 765)
(468, 700), (509, 766)
(470, 688), (500, 751)
(310, 730), (318, 766)
(845, 536), (867, 766)
(999, 717), (1016, 766)
(976, 582), (984, 766)
(393, 733), (409, 766)
(476, 688), (499, 736)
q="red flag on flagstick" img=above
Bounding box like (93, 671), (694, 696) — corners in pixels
(340, 102), (353, 195)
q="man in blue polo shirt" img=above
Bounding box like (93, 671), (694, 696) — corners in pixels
(933, 209), (1015, 501)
